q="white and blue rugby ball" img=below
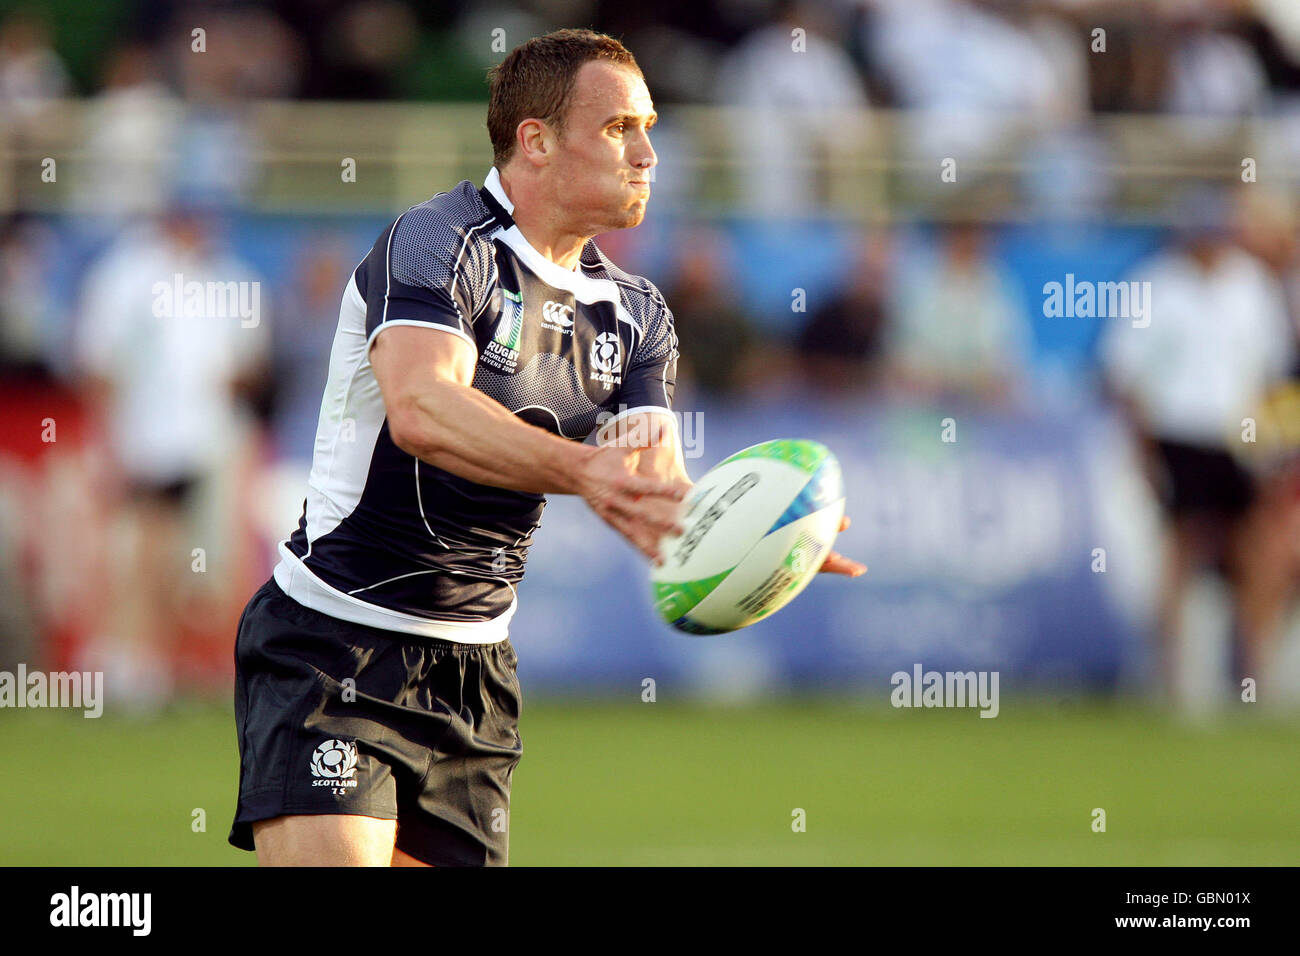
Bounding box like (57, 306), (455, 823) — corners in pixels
(651, 439), (845, 635)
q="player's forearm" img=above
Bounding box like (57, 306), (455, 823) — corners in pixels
(389, 380), (595, 494)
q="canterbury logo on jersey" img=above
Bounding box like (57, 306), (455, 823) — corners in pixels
(541, 300), (574, 333)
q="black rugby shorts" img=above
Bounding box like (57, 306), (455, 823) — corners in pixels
(228, 578), (522, 866)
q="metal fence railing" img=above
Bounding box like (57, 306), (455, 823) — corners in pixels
(1, 101), (1295, 220)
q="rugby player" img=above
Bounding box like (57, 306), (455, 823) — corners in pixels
(229, 28), (865, 867)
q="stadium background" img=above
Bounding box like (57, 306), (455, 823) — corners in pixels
(2, 0), (1299, 865)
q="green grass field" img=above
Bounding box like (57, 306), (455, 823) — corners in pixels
(5, 698), (1298, 865)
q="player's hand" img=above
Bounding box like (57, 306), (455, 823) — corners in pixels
(818, 516), (866, 577)
(579, 445), (691, 564)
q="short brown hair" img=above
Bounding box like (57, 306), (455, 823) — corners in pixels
(487, 29), (642, 168)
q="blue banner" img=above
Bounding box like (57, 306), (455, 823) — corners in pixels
(511, 395), (1152, 695)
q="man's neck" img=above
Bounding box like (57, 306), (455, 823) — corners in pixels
(497, 166), (588, 272)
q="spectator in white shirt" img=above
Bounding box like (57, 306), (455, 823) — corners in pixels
(715, 1), (869, 216)
(1101, 191), (1295, 697)
(73, 202), (269, 708)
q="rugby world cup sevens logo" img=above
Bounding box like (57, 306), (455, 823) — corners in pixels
(493, 289), (524, 350)
(311, 739), (359, 779)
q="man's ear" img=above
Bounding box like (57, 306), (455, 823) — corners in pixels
(516, 118), (553, 168)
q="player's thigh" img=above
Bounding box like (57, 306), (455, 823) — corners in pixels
(390, 846), (432, 867)
(253, 813), (396, 867)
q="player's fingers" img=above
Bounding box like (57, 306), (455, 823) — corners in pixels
(839, 515), (851, 532)
(618, 472), (690, 501)
(605, 510), (664, 563)
(630, 494), (687, 534)
(591, 498), (665, 562)
(608, 508), (679, 551)
(604, 490), (684, 536)
(818, 550), (866, 577)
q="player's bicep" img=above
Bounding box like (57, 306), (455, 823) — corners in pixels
(371, 325), (477, 448)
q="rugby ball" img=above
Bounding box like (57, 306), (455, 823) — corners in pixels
(651, 439), (845, 635)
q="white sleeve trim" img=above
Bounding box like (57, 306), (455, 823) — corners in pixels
(367, 319), (477, 354)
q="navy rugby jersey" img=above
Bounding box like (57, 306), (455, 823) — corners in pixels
(273, 168), (679, 642)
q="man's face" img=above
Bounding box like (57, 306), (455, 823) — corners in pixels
(547, 61), (658, 233)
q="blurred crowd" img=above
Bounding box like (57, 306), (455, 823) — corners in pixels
(3, 0), (1300, 708)
(3, 0), (1300, 110)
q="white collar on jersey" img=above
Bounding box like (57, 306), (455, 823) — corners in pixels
(481, 166), (641, 335)
(483, 165), (516, 216)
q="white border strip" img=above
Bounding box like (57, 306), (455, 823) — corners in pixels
(367, 319), (476, 354)
(274, 543), (514, 644)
